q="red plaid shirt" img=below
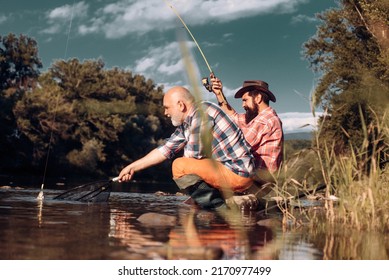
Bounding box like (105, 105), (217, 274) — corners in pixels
(232, 107), (283, 172)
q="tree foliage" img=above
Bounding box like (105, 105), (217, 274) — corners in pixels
(13, 58), (173, 178)
(0, 33), (42, 169)
(0, 33), (174, 181)
(0, 33), (42, 91)
(303, 0), (389, 163)
(283, 139), (312, 160)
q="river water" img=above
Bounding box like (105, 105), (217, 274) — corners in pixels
(1, 177), (388, 260)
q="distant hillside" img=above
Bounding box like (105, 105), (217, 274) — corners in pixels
(284, 132), (312, 140)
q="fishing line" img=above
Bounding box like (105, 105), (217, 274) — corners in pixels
(163, 0), (227, 102)
(163, 0), (213, 74)
(37, 0), (76, 200)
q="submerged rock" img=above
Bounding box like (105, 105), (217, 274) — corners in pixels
(0, 185), (24, 190)
(257, 218), (282, 227)
(137, 212), (177, 227)
(151, 245), (224, 260)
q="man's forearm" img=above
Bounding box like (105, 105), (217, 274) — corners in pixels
(119, 148), (167, 182)
(210, 75), (236, 116)
(215, 92), (235, 116)
(133, 148), (167, 171)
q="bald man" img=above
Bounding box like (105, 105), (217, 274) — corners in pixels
(119, 86), (255, 210)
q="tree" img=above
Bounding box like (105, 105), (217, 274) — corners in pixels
(14, 58), (173, 179)
(303, 0), (389, 162)
(0, 33), (42, 91)
(346, 0), (389, 52)
(0, 33), (42, 170)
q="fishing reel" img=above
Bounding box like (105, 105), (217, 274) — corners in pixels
(202, 77), (213, 92)
(202, 72), (216, 92)
(202, 73), (228, 106)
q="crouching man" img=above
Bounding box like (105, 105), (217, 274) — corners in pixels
(118, 86), (255, 211)
(210, 75), (284, 206)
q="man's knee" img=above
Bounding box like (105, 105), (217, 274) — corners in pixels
(172, 158), (202, 190)
(172, 158), (182, 176)
(172, 157), (190, 178)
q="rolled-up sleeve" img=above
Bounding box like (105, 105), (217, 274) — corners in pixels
(157, 127), (187, 159)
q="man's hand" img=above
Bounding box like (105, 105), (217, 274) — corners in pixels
(117, 148), (167, 183)
(210, 73), (223, 96)
(118, 165), (135, 182)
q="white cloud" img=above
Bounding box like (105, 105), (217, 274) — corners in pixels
(131, 40), (201, 87)
(0, 14), (7, 24)
(223, 85), (239, 98)
(134, 57), (156, 73)
(290, 14), (317, 24)
(79, 0), (173, 38)
(47, 2), (88, 20)
(279, 112), (323, 133)
(41, 2), (89, 34)
(198, 0), (306, 20)
(222, 33), (234, 43)
(76, 0), (308, 38)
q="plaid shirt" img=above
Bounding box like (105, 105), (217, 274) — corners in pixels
(232, 107), (283, 172)
(158, 101), (254, 178)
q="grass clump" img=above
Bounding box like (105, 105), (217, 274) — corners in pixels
(303, 107), (388, 232)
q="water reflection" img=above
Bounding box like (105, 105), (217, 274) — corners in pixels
(167, 208), (274, 259)
(108, 209), (167, 259)
(306, 224), (389, 260)
(107, 197), (275, 259)
(1, 185), (388, 260)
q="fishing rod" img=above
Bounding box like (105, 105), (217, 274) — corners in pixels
(37, 0), (76, 201)
(163, 0), (226, 102)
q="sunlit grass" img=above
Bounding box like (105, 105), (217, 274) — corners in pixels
(316, 107), (388, 232)
(278, 106), (389, 232)
(268, 103), (389, 233)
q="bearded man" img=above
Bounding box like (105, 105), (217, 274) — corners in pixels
(210, 75), (283, 189)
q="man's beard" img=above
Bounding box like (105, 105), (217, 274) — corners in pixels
(244, 105), (259, 124)
(171, 115), (183, 127)
(171, 119), (182, 126)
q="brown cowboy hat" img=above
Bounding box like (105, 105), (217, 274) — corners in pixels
(234, 80), (276, 102)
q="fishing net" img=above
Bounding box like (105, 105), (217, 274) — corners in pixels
(53, 180), (113, 203)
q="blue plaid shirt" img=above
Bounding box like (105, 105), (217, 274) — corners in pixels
(158, 101), (254, 177)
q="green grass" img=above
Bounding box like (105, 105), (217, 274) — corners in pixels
(276, 108), (389, 232)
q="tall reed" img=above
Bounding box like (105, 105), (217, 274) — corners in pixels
(313, 107), (389, 232)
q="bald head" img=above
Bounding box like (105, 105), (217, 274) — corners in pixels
(165, 86), (195, 104)
(163, 86), (195, 126)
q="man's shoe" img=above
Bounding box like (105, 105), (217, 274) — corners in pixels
(187, 181), (226, 210)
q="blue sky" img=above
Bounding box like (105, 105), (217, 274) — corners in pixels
(0, 0), (339, 133)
